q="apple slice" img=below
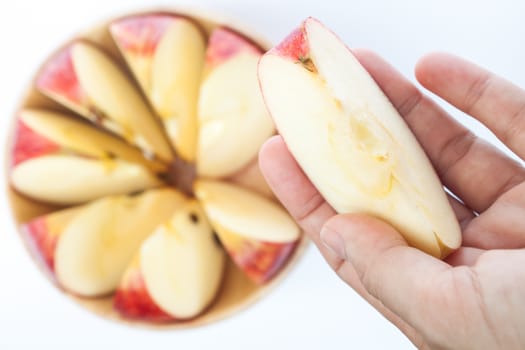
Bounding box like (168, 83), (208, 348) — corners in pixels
(10, 109), (163, 205)
(111, 15), (205, 161)
(54, 188), (187, 296)
(12, 109), (166, 171)
(21, 206), (82, 274)
(258, 18), (461, 258)
(194, 180), (299, 284)
(115, 200), (225, 320)
(196, 28), (274, 177)
(36, 42), (173, 162)
(113, 255), (172, 322)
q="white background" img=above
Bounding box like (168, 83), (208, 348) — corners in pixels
(0, 1), (524, 349)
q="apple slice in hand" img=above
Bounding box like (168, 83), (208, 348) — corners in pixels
(258, 18), (461, 258)
(51, 188), (187, 296)
(10, 109), (163, 205)
(36, 42), (173, 162)
(110, 15), (205, 162)
(196, 28), (275, 177)
(194, 180), (300, 284)
(114, 200), (225, 321)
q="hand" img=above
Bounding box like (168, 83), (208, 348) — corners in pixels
(259, 51), (525, 350)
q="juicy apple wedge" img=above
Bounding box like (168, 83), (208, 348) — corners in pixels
(48, 189), (186, 296)
(111, 15), (205, 162)
(194, 180), (299, 284)
(36, 42), (173, 162)
(115, 200), (225, 320)
(196, 27), (274, 177)
(10, 109), (163, 205)
(258, 18), (461, 258)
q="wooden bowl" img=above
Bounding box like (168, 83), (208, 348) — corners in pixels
(5, 7), (308, 329)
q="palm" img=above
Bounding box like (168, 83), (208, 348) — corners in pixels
(259, 51), (525, 349)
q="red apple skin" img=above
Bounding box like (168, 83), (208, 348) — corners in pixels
(21, 217), (59, 273)
(226, 239), (298, 284)
(110, 15), (173, 56)
(36, 45), (88, 106)
(11, 118), (60, 167)
(269, 24), (309, 61)
(114, 265), (174, 322)
(205, 27), (261, 70)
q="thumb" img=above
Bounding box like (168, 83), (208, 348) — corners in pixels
(320, 214), (449, 326)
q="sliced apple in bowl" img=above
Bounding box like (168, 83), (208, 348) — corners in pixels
(36, 42), (173, 162)
(22, 188), (187, 296)
(114, 200), (225, 321)
(7, 9), (307, 329)
(10, 109), (163, 205)
(21, 206), (83, 276)
(194, 180), (299, 284)
(258, 17), (461, 258)
(110, 14), (205, 162)
(196, 27), (275, 178)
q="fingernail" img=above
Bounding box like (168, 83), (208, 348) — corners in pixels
(320, 228), (347, 259)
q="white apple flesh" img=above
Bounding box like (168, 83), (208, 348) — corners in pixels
(196, 52), (274, 177)
(111, 16), (205, 162)
(150, 20), (205, 162)
(12, 156), (162, 205)
(17, 109), (166, 172)
(194, 180), (299, 283)
(140, 200), (225, 319)
(54, 189), (187, 296)
(10, 109), (164, 205)
(71, 43), (173, 161)
(258, 18), (461, 258)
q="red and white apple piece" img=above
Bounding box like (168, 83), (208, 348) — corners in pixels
(114, 200), (225, 321)
(36, 41), (173, 162)
(194, 180), (299, 284)
(21, 206), (82, 275)
(196, 27), (275, 177)
(10, 109), (163, 205)
(113, 255), (172, 322)
(258, 18), (461, 258)
(110, 15), (205, 162)
(23, 189), (187, 297)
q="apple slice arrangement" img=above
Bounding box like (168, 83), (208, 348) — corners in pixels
(7, 11), (305, 326)
(8, 11), (463, 326)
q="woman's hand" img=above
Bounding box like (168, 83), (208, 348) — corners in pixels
(259, 51), (525, 350)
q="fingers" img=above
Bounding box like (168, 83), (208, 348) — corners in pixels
(448, 195), (475, 230)
(445, 247), (485, 266)
(334, 261), (429, 349)
(259, 136), (336, 236)
(260, 136), (429, 348)
(353, 49), (525, 213)
(258, 135), (473, 255)
(320, 213), (450, 333)
(416, 52), (525, 160)
(463, 182), (525, 249)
